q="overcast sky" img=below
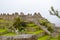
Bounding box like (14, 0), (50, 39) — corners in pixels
(0, 0), (60, 26)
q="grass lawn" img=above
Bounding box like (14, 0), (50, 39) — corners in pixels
(0, 29), (7, 33)
(0, 20), (5, 22)
(32, 30), (44, 34)
(38, 35), (49, 40)
(0, 29), (16, 36)
(26, 30), (44, 34)
(50, 38), (58, 40)
(3, 32), (16, 36)
(37, 35), (59, 40)
(27, 23), (36, 27)
(50, 37), (58, 40)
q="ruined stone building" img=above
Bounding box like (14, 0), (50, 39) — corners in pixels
(0, 12), (60, 35)
(0, 12), (44, 21)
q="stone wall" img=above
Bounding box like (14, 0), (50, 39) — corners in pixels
(0, 32), (45, 40)
(25, 27), (40, 32)
(0, 34), (37, 40)
(36, 31), (46, 38)
(54, 27), (60, 33)
(0, 12), (43, 20)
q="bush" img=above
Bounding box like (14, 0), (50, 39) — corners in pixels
(13, 17), (27, 31)
(39, 19), (54, 32)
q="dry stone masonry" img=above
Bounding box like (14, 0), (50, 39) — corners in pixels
(0, 12), (60, 39)
(0, 34), (37, 40)
(0, 12), (43, 21)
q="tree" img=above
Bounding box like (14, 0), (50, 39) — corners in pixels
(49, 6), (60, 18)
(13, 17), (23, 31)
(13, 17), (27, 31)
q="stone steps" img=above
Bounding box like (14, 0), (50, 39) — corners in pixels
(33, 19), (51, 35)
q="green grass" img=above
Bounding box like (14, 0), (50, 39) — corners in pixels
(37, 35), (59, 40)
(50, 36), (58, 40)
(32, 26), (39, 28)
(3, 32), (16, 36)
(0, 29), (7, 33)
(0, 20), (6, 23)
(38, 35), (49, 40)
(26, 30), (44, 34)
(0, 29), (16, 36)
(27, 23), (36, 27)
(50, 38), (58, 40)
(0, 29), (8, 36)
(33, 30), (44, 34)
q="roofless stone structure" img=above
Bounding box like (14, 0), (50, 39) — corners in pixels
(0, 12), (43, 20)
(0, 12), (52, 35)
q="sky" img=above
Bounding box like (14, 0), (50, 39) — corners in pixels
(0, 0), (60, 26)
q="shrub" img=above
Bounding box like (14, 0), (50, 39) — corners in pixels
(39, 19), (54, 32)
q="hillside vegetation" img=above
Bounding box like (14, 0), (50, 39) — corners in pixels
(0, 17), (59, 40)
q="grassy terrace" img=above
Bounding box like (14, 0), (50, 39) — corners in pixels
(0, 29), (44, 36)
(0, 29), (16, 36)
(0, 29), (59, 40)
(0, 28), (59, 39)
(25, 23), (44, 34)
(0, 19), (59, 40)
(38, 35), (49, 40)
(3, 32), (16, 36)
(27, 23), (36, 27)
(37, 35), (59, 40)
(26, 30), (44, 34)
(0, 29), (7, 33)
(0, 20), (5, 22)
